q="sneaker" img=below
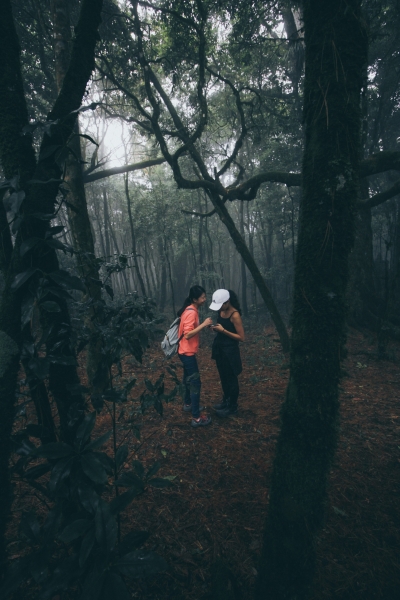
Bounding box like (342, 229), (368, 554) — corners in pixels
(213, 398), (229, 410)
(215, 405), (238, 418)
(183, 404), (205, 412)
(191, 414), (212, 428)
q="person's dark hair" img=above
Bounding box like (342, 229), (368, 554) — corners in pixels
(177, 285), (206, 317)
(226, 289), (242, 315)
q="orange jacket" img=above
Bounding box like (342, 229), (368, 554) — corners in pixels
(178, 306), (199, 355)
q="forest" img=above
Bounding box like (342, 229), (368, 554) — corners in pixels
(0, 0), (399, 599)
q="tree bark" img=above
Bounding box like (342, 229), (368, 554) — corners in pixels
(255, 2), (367, 598)
(125, 174), (146, 295)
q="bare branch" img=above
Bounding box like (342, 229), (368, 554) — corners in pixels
(357, 178), (400, 210)
(83, 157), (167, 183)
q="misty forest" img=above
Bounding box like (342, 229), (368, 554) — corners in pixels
(0, 0), (399, 599)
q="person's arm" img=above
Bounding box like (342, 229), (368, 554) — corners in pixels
(184, 316), (213, 339)
(212, 312), (245, 342)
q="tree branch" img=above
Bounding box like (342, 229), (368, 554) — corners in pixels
(357, 178), (400, 210)
(83, 157), (166, 183)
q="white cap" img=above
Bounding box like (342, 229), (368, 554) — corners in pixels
(209, 289), (230, 311)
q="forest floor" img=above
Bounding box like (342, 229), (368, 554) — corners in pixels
(8, 325), (400, 600)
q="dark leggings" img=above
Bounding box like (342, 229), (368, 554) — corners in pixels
(215, 355), (239, 407)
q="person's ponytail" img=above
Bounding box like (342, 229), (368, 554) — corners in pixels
(177, 285), (206, 317)
(227, 289), (242, 315)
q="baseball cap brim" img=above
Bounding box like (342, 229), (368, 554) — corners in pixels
(209, 300), (224, 310)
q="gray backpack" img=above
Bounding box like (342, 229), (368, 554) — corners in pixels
(161, 308), (194, 359)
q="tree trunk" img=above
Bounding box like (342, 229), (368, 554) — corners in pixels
(239, 202), (249, 316)
(255, 2), (367, 598)
(125, 174), (146, 295)
(210, 193), (290, 352)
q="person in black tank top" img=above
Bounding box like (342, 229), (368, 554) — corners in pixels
(209, 289), (245, 417)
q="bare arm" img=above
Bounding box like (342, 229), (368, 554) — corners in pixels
(184, 317), (213, 339)
(213, 312), (245, 342)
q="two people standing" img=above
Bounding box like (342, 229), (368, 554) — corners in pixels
(177, 285), (245, 427)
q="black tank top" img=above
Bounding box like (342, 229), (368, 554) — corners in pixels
(214, 311), (239, 347)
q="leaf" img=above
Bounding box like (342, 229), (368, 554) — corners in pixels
(46, 237), (74, 255)
(46, 225), (65, 236)
(11, 268), (38, 290)
(79, 528), (96, 568)
(114, 550), (168, 579)
(24, 463), (51, 480)
(148, 477), (173, 488)
(115, 445), (129, 470)
(20, 237), (40, 257)
(29, 547), (50, 583)
(85, 430), (112, 451)
(78, 482), (100, 514)
(48, 270), (85, 292)
(40, 300), (61, 313)
(109, 488), (140, 515)
(81, 453), (108, 484)
(4, 190), (25, 213)
(0, 557), (29, 598)
(332, 506), (348, 517)
(94, 500), (117, 552)
(27, 356), (50, 380)
(125, 378), (137, 393)
(79, 569), (105, 600)
(104, 284), (114, 299)
(77, 133), (99, 147)
(132, 460), (144, 478)
(34, 442), (74, 459)
(39, 144), (61, 161)
(25, 424), (49, 439)
(59, 519), (91, 544)
(119, 530), (150, 555)
(146, 461), (160, 479)
(76, 412), (96, 449)
(47, 355), (77, 366)
(161, 449), (168, 458)
(144, 379), (155, 392)
(49, 456), (74, 492)
(101, 572), (130, 600)
(19, 511), (41, 544)
(115, 471), (144, 491)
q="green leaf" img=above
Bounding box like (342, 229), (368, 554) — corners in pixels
(125, 378), (137, 393)
(100, 572), (130, 600)
(39, 144), (61, 161)
(20, 237), (40, 257)
(115, 471), (144, 491)
(109, 488), (140, 515)
(85, 430), (112, 451)
(148, 477), (173, 488)
(114, 550), (168, 578)
(40, 300), (61, 313)
(29, 547), (50, 584)
(144, 379), (155, 392)
(115, 445), (129, 470)
(132, 460), (144, 478)
(119, 530), (149, 555)
(81, 453), (108, 484)
(76, 412), (96, 449)
(95, 500), (117, 552)
(49, 456), (74, 492)
(146, 461), (160, 479)
(11, 268), (38, 290)
(79, 528), (96, 568)
(34, 442), (74, 459)
(48, 270), (85, 292)
(59, 519), (91, 543)
(19, 512), (41, 544)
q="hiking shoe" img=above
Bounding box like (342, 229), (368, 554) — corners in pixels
(183, 404), (205, 412)
(215, 405), (238, 418)
(213, 398), (229, 410)
(191, 414), (212, 428)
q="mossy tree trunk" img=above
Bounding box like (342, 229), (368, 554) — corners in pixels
(255, 2), (367, 599)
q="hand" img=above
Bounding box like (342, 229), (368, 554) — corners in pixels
(203, 317), (213, 328)
(212, 323), (224, 333)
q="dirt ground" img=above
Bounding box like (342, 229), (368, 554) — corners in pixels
(8, 326), (400, 599)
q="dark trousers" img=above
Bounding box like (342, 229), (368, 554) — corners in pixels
(178, 354), (201, 418)
(215, 355), (239, 407)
